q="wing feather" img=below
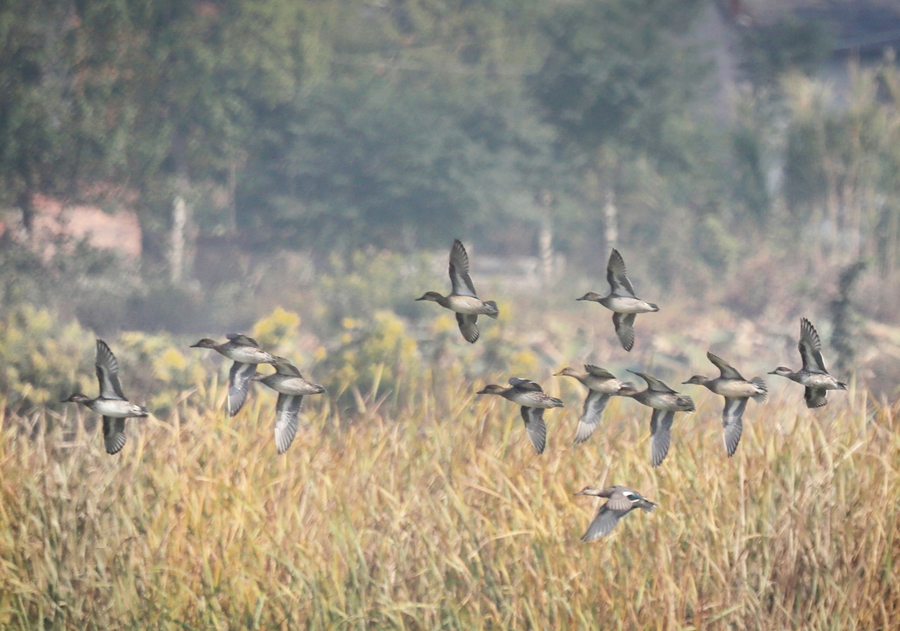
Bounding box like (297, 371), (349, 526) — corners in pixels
(455, 313), (479, 344)
(95, 340), (126, 400)
(274, 393), (303, 454)
(449, 240), (477, 297)
(722, 397), (748, 457)
(102, 416), (127, 455)
(606, 249), (636, 297)
(573, 390), (610, 444)
(228, 361), (257, 416)
(521, 406), (547, 455)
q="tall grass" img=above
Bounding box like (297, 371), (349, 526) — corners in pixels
(1, 375), (898, 630)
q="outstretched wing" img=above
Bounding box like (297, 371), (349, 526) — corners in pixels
(804, 387), (828, 409)
(606, 249), (636, 297)
(650, 409), (675, 467)
(584, 365), (616, 380)
(227, 333), (261, 347)
(95, 339), (126, 400)
(798, 318), (827, 373)
(449, 239), (477, 297)
(581, 505), (628, 542)
(455, 313), (479, 344)
(102, 416), (127, 455)
(228, 361), (257, 416)
(707, 352), (744, 380)
(630, 370), (675, 393)
(508, 377), (543, 392)
(612, 313), (637, 352)
(274, 393), (304, 454)
(573, 390), (611, 444)
(722, 397), (748, 457)
(520, 406), (547, 455)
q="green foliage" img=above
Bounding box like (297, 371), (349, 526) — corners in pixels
(738, 18), (832, 87)
(317, 310), (422, 414)
(0, 305), (92, 412)
(529, 0), (706, 160)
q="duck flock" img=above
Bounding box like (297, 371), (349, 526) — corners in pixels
(62, 239), (848, 542)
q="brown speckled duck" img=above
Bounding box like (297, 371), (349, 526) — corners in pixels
(477, 378), (563, 454)
(554, 365), (631, 444)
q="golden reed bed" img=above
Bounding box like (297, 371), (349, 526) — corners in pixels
(1, 378), (898, 630)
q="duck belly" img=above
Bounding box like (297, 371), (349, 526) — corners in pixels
(804, 373), (842, 390)
(224, 347), (274, 364)
(506, 391), (563, 408)
(714, 381), (759, 398)
(582, 377), (625, 394)
(266, 376), (325, 396)
(91, 399), (145, 418)
(447, 295), (491, 315)
(601, 296), (657, 314)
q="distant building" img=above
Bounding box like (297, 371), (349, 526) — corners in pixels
(0, 194), (142, 262)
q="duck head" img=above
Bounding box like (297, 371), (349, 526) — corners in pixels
(554, 367), (580, 378)
(190, 338), (219, 349)
(682, 375), (709, 386)
(476, 384), (507, 395)
(768, 367), (793, 377)
(62, 393), (91, 405)
(576, 292), (604, 302)
(415, 291), (443, 302)
(574, 486), (604, 497)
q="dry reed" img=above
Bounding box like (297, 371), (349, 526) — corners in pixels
(1, 376), (898, 630)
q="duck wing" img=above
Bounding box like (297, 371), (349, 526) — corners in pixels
(707, 352), (744, 380)
(798, 318), (828, 373)
(95, 339), (127, 400)
(573, 390), (611, 444)
(102, 416), (127, 455)
(227, 333), (261, 348)
(227, 361), (257, 416)
(630, 371), (675, 393)
(603, 487), (640, 511)
(274, 393), (303, 454)
(649, 409), (675, 467)
(722, 397), (748, 457)
(804, 387), (828, 409)
(606, 249), (636, 297)
(449, 239), (477, 297)
(508, 377), (543, 392)
(612, 313), (637, 352)
(584, 365), (616, 380)
(455, 313), (480, 344)
(273, 357), (303, 376)
(581, 504), (628, 542)
(520, 406), (547, 455)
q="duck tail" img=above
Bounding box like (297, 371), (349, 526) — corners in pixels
(647, 302), (659, 312)
(750, 377), (768, 404)
(550, 396), (564, 408)
(838, 380), (848, 390)
(484, 300), (499, 319)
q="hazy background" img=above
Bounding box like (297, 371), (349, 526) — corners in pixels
(4, 0), (900, 410)
(7, 3), (900, 629)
